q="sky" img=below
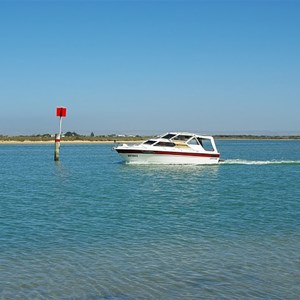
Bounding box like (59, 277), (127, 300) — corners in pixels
(0, 0), (299, 136)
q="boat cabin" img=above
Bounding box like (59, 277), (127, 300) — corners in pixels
(142, 132), (218, 152)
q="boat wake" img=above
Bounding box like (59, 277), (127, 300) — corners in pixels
(121, 159), (300, 166)
(220, 159), (300, 165)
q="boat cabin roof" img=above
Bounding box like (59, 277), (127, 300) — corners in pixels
(160, 132), (213, 141)
(143, 132), (214, 146)
(141, 132), (218, 152)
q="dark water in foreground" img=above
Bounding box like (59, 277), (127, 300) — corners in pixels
(0, 140), (300, 299)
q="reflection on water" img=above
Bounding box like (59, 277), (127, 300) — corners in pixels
(119, 163), (220, 176)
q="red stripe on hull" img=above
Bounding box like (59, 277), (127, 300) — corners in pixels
(116, 149), (220, 158)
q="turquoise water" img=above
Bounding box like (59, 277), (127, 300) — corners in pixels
(1, 140), (300, 299)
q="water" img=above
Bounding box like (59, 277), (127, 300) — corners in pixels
(0, 140), (300, 299)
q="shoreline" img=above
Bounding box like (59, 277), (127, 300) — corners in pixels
(0, 140), (143, 145)
(1, 137), (300, 145)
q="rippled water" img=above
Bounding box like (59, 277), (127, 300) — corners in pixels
(1, 140), (300, 299)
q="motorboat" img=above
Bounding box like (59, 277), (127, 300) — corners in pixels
(114, 132), (220, 164)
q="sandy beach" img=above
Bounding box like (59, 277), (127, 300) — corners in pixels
(0, 140), (143, 145)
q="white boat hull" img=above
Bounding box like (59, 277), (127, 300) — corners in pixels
(116, 150), (220, 165)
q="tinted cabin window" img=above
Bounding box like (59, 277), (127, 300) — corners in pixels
(144, 140), (156, 145)
(201, 139), (214, 151)
(187, 138), (199, 146)
(173, 135), (191, 142)
(154, 142), (175, 147)
(196, 138), (203, 146)
(161, 133), (176, 140)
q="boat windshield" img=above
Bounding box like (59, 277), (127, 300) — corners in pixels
(187, 138), (199, 146)
(198, 138), (214, 151)
(161, 133), (176, 140)
(172, 135), (192, 142)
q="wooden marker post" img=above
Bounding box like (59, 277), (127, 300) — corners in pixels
(54, 107), (67, 161)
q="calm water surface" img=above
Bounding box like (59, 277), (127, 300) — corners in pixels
(0, 140), (300, 299)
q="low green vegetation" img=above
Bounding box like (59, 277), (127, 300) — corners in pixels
(0, 133), (149, 142)
(215, 134), (300, 140)
(0, 133), (299, 142)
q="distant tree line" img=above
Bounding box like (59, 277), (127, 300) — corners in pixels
(64, 131), (81, 137)
(215, 135), (300, 140)
(1, 133), (299, 142)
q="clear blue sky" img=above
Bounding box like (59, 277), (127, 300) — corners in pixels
(0, 0), (299, 135)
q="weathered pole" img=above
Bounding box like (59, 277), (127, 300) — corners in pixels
(54, 107), (67, 161)
(54, 134), (61, 161)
